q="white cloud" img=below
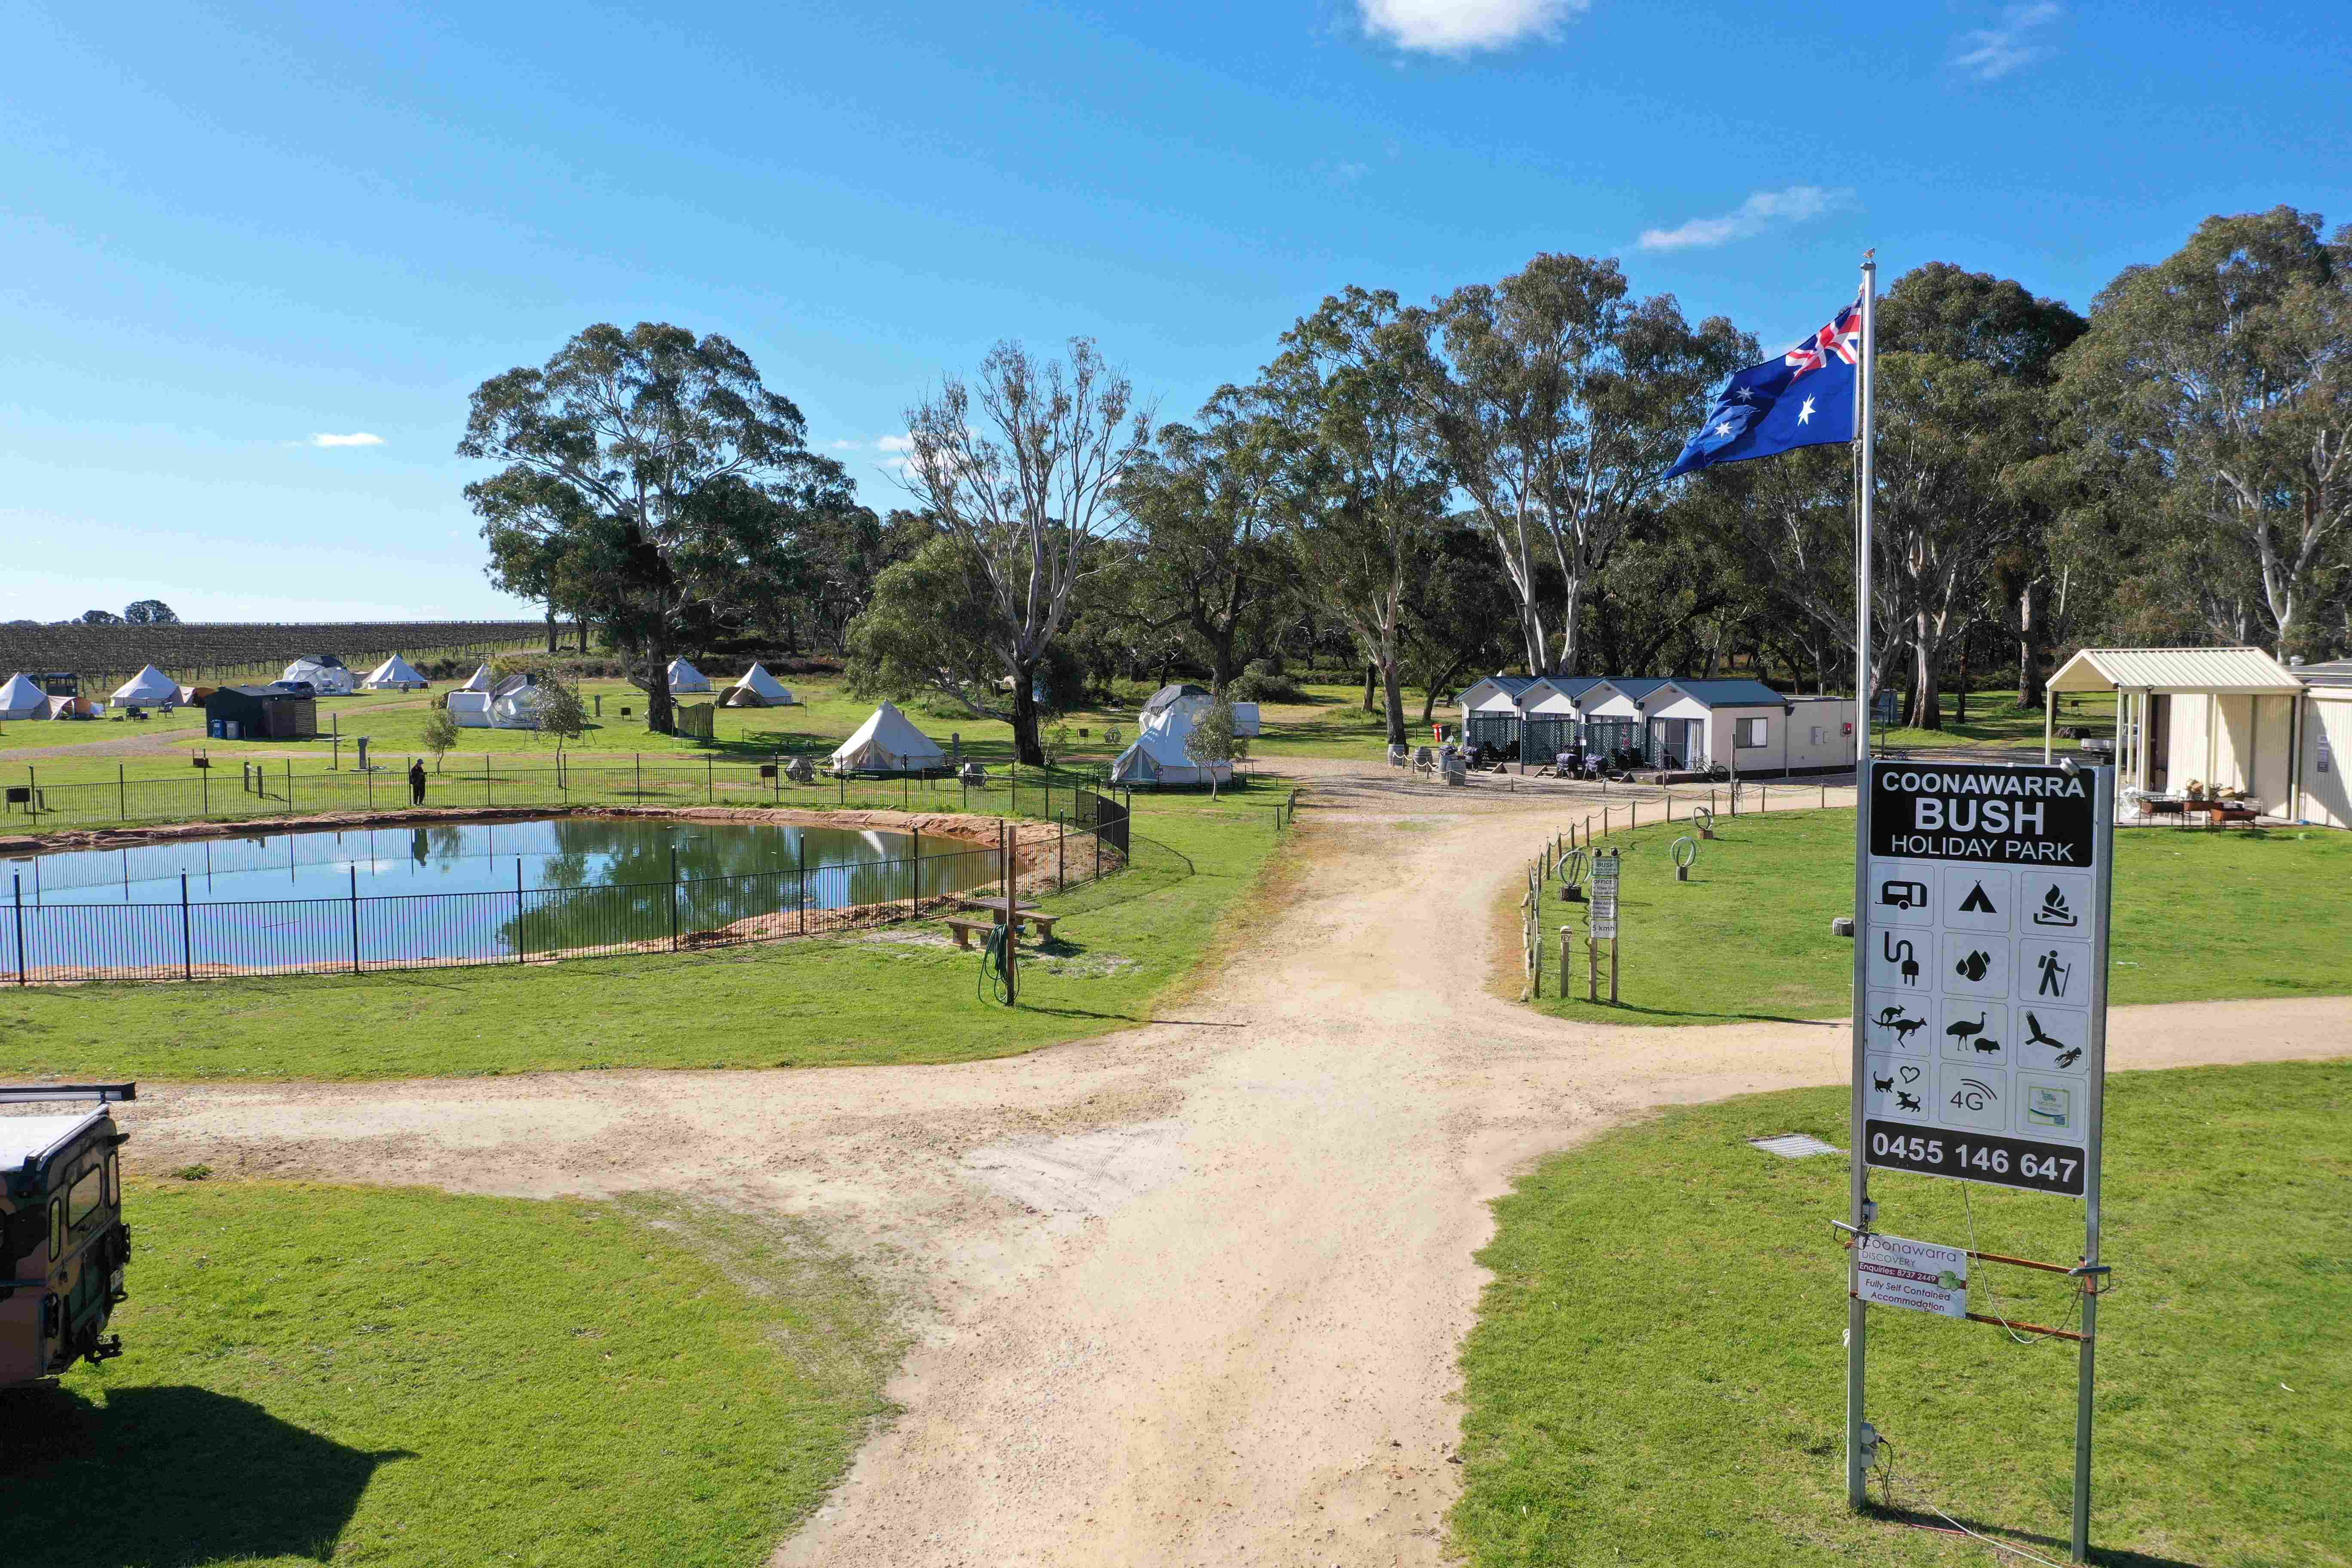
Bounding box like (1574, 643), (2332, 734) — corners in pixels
(1357, 0), (1587, 55)
(308, 431), (384, 447)
(1954, 3), (2061, 81)
(875, 435), (915, 453)
(1638, 185), (1852, 251)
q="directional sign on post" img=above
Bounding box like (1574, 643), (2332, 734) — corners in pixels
(1856, 760), (2111, 1199)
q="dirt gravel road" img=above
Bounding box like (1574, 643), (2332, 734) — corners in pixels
(118, 769), (2349, 1567)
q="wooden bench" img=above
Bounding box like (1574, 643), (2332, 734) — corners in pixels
(949, 899), (1063, 940)
(942, 912), (1062, 948)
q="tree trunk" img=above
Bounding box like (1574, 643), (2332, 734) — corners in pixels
(2016, 580), (2043, 709)
(1379, 653), (1408, 747)
(1362, 662), (1376, 712)
(1909, 612), (1942, 731)
(1954, 628), (1971, 724)
(1011, 667), (1045, 766)
(646, 645), (676, 734)
(545, 603), (558, 654)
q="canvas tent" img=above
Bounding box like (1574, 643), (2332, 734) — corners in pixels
(110, 665), (180, 705)
(280, 655), (356, 695)
(0, 674), (49, 720)
(722, 662), (796, 707)
(450, 673), (543, 729)
(459, 663), (496, 692)
(829, 702), (946, 773)
(1140, 683), (1213, 726)
(1111, 709), (1233, 788)
(361, 654), (428, 690)
(666, 657), (714, 694)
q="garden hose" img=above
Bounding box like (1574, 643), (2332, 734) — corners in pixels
(977, 921), (1013, 1006)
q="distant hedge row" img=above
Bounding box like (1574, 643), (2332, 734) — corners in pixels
(0, 621), (547, 684)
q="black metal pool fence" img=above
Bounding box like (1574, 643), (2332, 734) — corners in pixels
(7, 787), (1138, 985)
(2, 754), (1143, 838)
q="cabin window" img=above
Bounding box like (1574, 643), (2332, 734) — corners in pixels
(69, 1166), (105, 1231)
(49, 1199), (63, 1259)
(104, 1152), (119, 1208)
(1736, 717), (1769, 749)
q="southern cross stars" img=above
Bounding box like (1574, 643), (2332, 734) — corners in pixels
(1797, 395), (1817, 425)
(1715, 421), (1734, 437)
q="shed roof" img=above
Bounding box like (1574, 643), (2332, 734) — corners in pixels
(2047, 647), (2303, 695)
(1657, 678), (1789, 709)
(2295, 658), (2352, 690)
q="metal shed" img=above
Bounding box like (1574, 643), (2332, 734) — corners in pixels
(203, 684), (318, 741)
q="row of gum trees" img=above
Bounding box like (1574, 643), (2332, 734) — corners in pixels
(461, 205), (2352, 755)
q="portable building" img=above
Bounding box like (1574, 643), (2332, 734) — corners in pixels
(360, 655), (429, 690)
(279, 655), (356, 695)
(2045, 645), (2352, 826)
(0, 674), (50, 720)
(830, 702), (947, 773)
(204, 685), (318, 740)
(722, 662), (796, 707)
(1455, 675), (1540, 753)
(666, 657), (714, 694)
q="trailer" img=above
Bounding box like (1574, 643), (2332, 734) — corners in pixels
(2, 1083), (136, 1386)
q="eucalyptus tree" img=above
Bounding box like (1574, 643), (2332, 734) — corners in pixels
(1415, 253), (1746, 675)
(459, 322), (848, 733)
(1115, 389), (1298, 695)
(897, 338), (1151, 764)
(2047, 206), (2352, 658)
(1259, 287), (1448, 747)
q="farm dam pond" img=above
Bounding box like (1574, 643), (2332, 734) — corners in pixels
(4, 815), (1004, 976)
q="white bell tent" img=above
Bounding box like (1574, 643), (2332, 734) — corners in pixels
(280, 655), (356, 695)
(459, 663), (496, 692)
(110, 664), (180, 704)
(0, 674), (49, 720)
(666, 657), (714, 694)
(1111, 709), (1234, 787)
(361, 654), (429, 690)
(829, 702), (946, 773)
(722, 662), (796, 707)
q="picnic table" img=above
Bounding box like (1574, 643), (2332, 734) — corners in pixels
(946, 895), (1062, 943)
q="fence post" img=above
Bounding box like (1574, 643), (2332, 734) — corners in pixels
(636, 752), (642, 797)
(287, 760), (294, 814)
(349, 865), (361, 974)
(516, 859), (527, 963)
(1057, 823), (1065, 892)
(707, 754), (713, 804)
(12, 874), (23, 986)
(486, 753), (492, 808)
(119, 763), (126, 820)
(180, 872), (192, 981)
(202, 763), (209, 818)
(669, 845), (680, 952)
(366, 763), (374, 812)
(798, 836), (807, 937)
(910, 828), (919, 920)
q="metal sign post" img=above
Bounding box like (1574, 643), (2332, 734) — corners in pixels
(1850, 755), (2114, 1560)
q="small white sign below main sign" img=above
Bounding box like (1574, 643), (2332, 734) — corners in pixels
(1854, 1232), (1969, 1320)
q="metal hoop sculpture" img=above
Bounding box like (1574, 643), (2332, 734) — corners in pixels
(1556, 847), (1591, 893)
(1672, 835), (1700, 881)
(1691, 804), (1716, 839)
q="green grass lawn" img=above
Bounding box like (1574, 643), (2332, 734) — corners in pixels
(0, 1178), (895, 1568)
(1528, 811), (2352, 1025)
(1455, 1059), (2352, 1568)
(1875, 689), (2116, 753)
(3, 794), (1287, 1081)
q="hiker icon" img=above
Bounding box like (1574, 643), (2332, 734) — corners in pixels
(2035, 948), (2072, 997)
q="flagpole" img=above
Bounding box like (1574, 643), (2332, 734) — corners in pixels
(1845, 248), (1879, 1516)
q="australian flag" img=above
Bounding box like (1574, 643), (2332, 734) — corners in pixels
(1664, 303), (1860, 479)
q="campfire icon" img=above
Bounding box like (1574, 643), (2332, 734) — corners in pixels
(2033, 885), (2079, 928)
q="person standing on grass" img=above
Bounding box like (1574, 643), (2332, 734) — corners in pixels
(408, 758), (427, 806)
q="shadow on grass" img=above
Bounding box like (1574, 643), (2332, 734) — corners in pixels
(0, 1383), (412, 1567)
(1014, 1003), (1246, 1026)
(1868, 1505), (2215, 1568)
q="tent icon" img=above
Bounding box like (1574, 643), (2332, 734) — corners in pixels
(1959, 881), (1997, 915)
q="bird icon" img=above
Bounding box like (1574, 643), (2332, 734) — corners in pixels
(1945, 1011), (1988, 1048)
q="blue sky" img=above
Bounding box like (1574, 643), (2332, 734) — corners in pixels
(6, 0), (2346, 622)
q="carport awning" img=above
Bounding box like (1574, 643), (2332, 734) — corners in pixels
(2047, 647), (2303, 695)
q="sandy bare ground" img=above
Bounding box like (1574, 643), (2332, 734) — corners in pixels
(115, 769), (2348, 1568)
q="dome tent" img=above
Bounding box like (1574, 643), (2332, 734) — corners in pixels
(360, 654), (429, 690)
(1139, 682), (1213, 727)
(280, 655), (356, 695)
(722, 662), (796, 707)
(110, 664), (180, 704)
(666, 657), (714, 694)
(829, 702), (946, 773)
